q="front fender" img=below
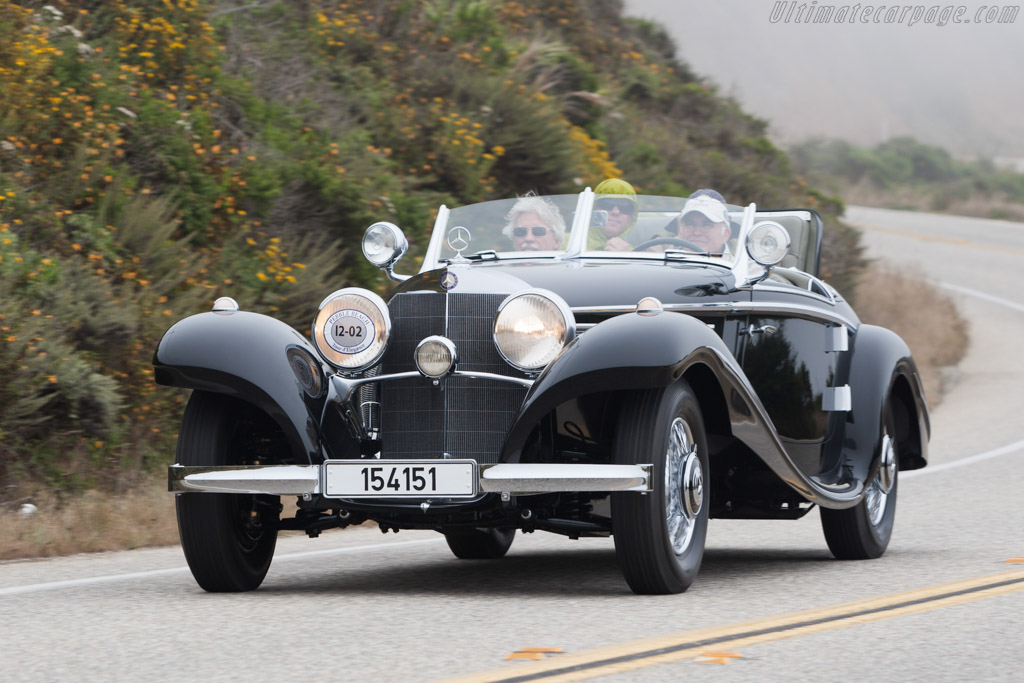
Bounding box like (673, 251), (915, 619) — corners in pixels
(501, 311), (734, 461)
(154, 311), (330, 464)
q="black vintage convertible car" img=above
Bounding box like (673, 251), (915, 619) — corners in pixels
(156, 189), (929, 594)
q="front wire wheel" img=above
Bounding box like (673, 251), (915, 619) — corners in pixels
(821, 404), (899, 559)
(612, 380), (710, 594)
(176, 391), (281, 592)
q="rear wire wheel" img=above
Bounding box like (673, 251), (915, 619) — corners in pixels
(821, 402), (899, 559)
(443, 527), (516, 559)
(176, 391), (282, 592)
(612, 380), (709, 594)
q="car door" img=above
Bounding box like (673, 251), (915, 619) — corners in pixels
(737, 210), (849, 477)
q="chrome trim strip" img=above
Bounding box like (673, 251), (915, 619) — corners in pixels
(168, 463), (651, 496)
(756, 274), (838, 305)
(330, 369), (533, 403)
(168, 465), (319, 495)
(452, 369), (534, 388)
(570, 301), (858, 330)
(478, 463), (652, 493)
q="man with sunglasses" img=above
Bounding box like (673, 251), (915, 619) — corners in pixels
(503, 193), (566, 251)
(590, 178), (639, 251)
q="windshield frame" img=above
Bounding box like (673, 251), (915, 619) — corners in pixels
(420, 190), (762, 277)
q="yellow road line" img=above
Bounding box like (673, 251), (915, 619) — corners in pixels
(441, 568), (1024, 683)
(851, 221), (1024, 257)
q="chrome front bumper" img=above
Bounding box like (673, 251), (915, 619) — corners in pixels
(168, 462), (652, 496)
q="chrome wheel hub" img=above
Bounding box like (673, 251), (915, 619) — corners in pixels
(665, 417), (703, 555)
(866, 433), (896, 526)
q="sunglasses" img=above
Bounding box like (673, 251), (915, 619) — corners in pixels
(595, 199), (635, 213)
(513, 226), (549, 238)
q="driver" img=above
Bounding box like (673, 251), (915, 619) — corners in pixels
(651, 189), (733, 256)
(590, 178), (638, 251)
(502, 193), (566, 251)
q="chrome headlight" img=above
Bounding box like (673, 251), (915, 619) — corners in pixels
(494, 290), (575, 372)
(312, 288), (390, 371)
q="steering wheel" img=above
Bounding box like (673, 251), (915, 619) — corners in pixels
(631, 237), (706, 253)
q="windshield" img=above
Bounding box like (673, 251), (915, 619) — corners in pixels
(587, 194), (743, 263)
(428, 192), (745, 267)
(436, 194), (578, 261)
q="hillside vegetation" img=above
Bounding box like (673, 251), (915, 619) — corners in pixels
(0, 0), (862, 499)
(791, 136), (1024, 221)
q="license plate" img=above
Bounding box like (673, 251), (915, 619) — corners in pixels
(322, 460), (478, 499)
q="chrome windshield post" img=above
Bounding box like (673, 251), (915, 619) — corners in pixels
(562, 188), (595, 258)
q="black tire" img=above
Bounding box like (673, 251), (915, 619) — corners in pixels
(443, 527), (516, 559)
(821, 404), (899, 560)
(176, 391), (280, 592)
(611, 380), (710, 595)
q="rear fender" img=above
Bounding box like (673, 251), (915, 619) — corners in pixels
(154, 311), (333, 464)
(828, 324), (930, 481)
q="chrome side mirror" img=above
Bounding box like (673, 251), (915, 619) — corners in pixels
(362, 222), (409, 282)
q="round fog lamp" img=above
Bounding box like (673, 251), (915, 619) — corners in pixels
(415, 336), (457, 378)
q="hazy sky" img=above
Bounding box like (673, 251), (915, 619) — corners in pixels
(623, 0), (1024, 158)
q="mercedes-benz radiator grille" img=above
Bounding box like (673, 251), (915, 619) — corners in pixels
(378, 291), (529, 463)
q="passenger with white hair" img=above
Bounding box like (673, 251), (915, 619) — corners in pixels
(502, 193), (566, 251)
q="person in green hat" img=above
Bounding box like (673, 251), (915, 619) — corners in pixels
(590, 178), (638, 251)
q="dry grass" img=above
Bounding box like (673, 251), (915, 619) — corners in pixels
(1, 268), (968, 561)
(841, 180), (1024, 223)
(854, 263), (969, 406)
(0, 476), (179, 561)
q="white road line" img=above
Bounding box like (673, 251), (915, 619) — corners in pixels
(940, 282), (1024, 314)
(903, 438), (1024, 480)
(0, 538), (442, 597)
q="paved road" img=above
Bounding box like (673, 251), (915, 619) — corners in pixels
(3, 206), (1023, 682)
